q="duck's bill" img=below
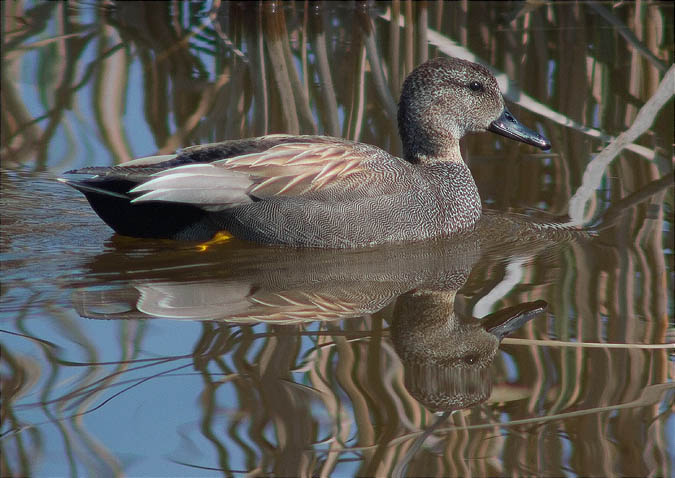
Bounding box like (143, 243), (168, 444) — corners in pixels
(488, 108), (551, 151)
(481, 300), (547, 340)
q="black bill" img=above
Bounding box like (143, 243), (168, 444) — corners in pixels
(488, 108), (551, 151)
(481, 300), (548, 339)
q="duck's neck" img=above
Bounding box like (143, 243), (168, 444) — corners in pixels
(421, 153), (483, 233)
(404, 139), (463, 165)
(394, 290), (459, 328)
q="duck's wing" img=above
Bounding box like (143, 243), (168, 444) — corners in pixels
(130, 140), (414, 209)
(60, 135), (393, 200)
(61, 135), (331, 182)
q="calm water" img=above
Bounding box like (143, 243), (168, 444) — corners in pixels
(1, 1), (674, 476)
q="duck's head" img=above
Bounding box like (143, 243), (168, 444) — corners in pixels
(398, 56), (551, 163)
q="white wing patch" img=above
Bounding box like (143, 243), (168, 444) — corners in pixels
(130, 164), (254, 207)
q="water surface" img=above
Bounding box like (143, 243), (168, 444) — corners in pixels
(1, 1), (673, 476)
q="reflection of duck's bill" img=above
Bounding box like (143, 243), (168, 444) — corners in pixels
(480, 300), (547, 339)
(488, 108), (551, 151)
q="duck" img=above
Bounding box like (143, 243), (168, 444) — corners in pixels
(59, 56), (551, 248)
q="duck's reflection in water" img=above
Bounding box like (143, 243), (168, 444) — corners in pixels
(391, 292), (544, 413)
(71, 233), (551, 472)
(388, 290), (544, 477)
(74, 232), (547, 408)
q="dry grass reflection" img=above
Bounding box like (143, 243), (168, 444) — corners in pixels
(1, 1), (673, 476)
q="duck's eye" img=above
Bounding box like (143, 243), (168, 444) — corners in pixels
(463, 354), (479, 365)
(469, 81), (484, 92)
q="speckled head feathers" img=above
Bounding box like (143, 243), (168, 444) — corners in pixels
(398, 57), (505, 163)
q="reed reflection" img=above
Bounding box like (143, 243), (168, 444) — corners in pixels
(2, 1), (671, 476)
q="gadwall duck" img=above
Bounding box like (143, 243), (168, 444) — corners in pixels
(60, 56), (550, 247)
